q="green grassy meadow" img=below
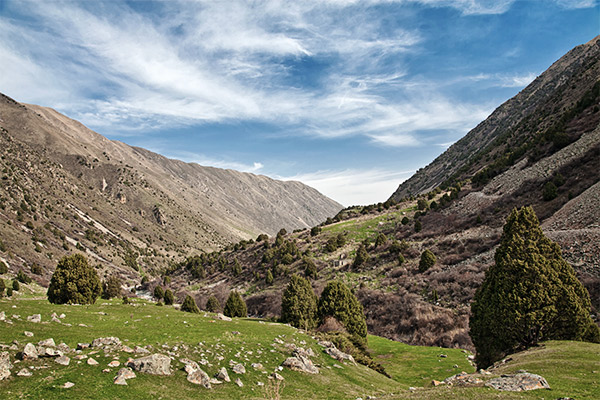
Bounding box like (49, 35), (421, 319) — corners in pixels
(1, 295), (598, 399)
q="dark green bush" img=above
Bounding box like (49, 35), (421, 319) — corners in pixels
(281, 274), (318, 330)
(224, 291), (247, 318)
(163, 289), (174, 305)
(102, 275), (122, 299)
(181, 294), (200, 313)
(418, 250), (436, 272)
(353, 244), (369, 269)
(543, 181), (558, 201)
(12, 280), (19, 291)
(303, 257), (318, 280)
(16, 270), (32, 284)
(0, 261), (7, 274)
(153, 285), (164, 300)
(470, 207), (600, 369)
(206, 295), (221, 312)
(47, 254), (101, 304)
(318, 281), (367, 342)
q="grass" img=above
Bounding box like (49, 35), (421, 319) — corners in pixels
(1, 297), (597, 399)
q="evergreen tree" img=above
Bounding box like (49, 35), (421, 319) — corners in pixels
(414, 219), (422, 232)
(12, 280), (19, 291)
(163, 289), (174, 305)
(47, 254), (101, 305)
(206, 295), (221, 312)
(353, 244), (369, 269)
(102, 275), (122, 299)
(224, 291), (247, 318)
(303, 257), (318, 280)
(419, 250), (436, 272)
(153, 285), (164, 300)
(232, 258), (242, 276)
(281, 275), (318, 330)
(374, 233), (388, 248)
(318, 281), (367, 341)
(181, 294), (200, 313)
(265, 269), (274, 285)
(0, 278), (4, 297)
(470, 206), (600, 369)
(0, 261), (7, 274)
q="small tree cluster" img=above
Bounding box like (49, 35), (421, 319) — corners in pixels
(47, 254), (101, 305)
(206, 295), (221, 312)
(102, 275), (122, 299)
(224, 291), (247, 318)
(181, 294), (200, 313)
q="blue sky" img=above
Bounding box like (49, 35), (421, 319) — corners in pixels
(0, 0), (598, 206)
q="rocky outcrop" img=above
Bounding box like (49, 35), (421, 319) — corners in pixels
(91, 337), (121, 348)
(128, 354), (172, 376)
(485, 373), (550, 391)
(0, 352), (12, 380)
(114, 367), (136, 385)
(17, 343), (38, 360)
(281, 349), (319, 375)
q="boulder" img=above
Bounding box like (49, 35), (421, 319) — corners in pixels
(485, 373), (550, 392)
(38, 338), (56, 347)
(91, 337), (121, 348)
(0, 352), (12, 380)
(114, 367), (136, 385)
(187, 368), (211, 388)
(18, 343), (38, 360)
(216, 313), (232, 321)
(234, 378), (244, 387)
(108, 360), (120, 368)
(0, 311), (5, 321)
(232, 363), (246, 374)
(133, 346), (150, 355)
(281, 355), (319, 374)
(443, 372), (483, 387)
(87, 358), (99, 366)
(76, 343), (90, 351)
(24, 331), (34, 337)
(16, 368), (32, 377)
(324, 346), (355, 364)
(55, 356), (70, 366)
(270, 372), (284, 381)
(127, 354), (172, 375)
(251, 363), (263, 370)
(63, 382), (75, 389)
(27, 314), (41, 323)
(216, 367), (231, 382)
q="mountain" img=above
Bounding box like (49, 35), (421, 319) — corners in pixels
(390, 35), (600, 200)
(160, 36), (599, 351)
(0, 93), (342, 279)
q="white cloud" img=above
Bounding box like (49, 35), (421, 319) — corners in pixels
(553, 0), (598, 9)
(283, 168), (414, 206)
(164, 150), (265, 174)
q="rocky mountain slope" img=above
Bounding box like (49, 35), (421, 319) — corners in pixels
(390, 35), (600, 200)
(160, 36), (599, 352)
(0, 94), (341, 280)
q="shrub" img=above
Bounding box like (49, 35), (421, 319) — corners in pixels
(122, 296), (129, 304)
(6, 287), (12, 297)
(310, 226), (321, 236)
(206, 295), (221, 312)
(163, 276), (171, 285)
(12, 280), (19, 291)
(265, 269), (274, 285)
(0, 279), (4, 297)
(353, 244), (369, 269)
(16, 270), (32, 284)
(325, 237), (338, 252)
(543, 181), (558, 201)
(47, 254), (101, 305)
(0, 261), (7, 274)
(163, 289), (174, 305)
(318, 281), (367, 341)
(256, 233), (269, 242)
(303, 257), (318, 280)
(414, 220), (422, 232)
(281, 275), (318, 330)
(181, 294), (200, 313)
(102, 275), (122, 299)
(374, 233), (388, 248)
(470, 207), (600, 369)
(153, 285), (164, 300)
(224, 291), (247, 318)
(401, 216), (409, 225)
(417, 199), (429, 211)
(398, 254), (405, 265)
(30, 264), (43, 275)
(419, 250), (436, 272)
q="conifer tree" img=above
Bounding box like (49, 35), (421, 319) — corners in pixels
(419, 250), (436, 272)
(470, 206), (599, 368)
(181, 294), (200, 313)
(163, 289), (174, 305)
(318, 281), (367, 341)
(206, 295), (221, 312)
(47, 254), (101, 304)
(153, 285), (164, 300)
(0, 278), (4, 297)
(353, 244), (369, 269)
(224, 290), (247, 318)
(102, 275), (122, 299)
(281, 275), (318, 330)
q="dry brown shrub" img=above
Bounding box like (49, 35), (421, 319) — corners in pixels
(316, 316), (347, 333)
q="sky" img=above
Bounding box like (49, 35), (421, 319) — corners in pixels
(0, 1), (598, 206)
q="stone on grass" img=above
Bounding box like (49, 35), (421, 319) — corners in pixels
(270, 372), (284, 381)
(235, 378), (244, 387)
(216, 313), (232, 321)
(38, 338), (56, 347)
(0, 352), (12, 380)
(18, 343), (38, 360)
(63, 382), (75, 389)
(114, 368), (136, 385)
(443, 372), (483, 387)
(485, 373), (550, 392)
(24, 331), (34, 337)
(324, 346), (355, 364)
(27, 314), (41, 323)
(133, 346), (150, 355)
(92, 337), (121, 348)
(87, 357), (99, 366)
(76, 343), (90, 351)
(281, 355), (318, 374)
(216, 367), (231, 382)
(55, 356), (70, 366)
(127, 354), (172, 376)
(232, 363), (246, 374)
(16, 368), (32, 377)
(0, 311), (5, 321)
(108, 360), (120, 368)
